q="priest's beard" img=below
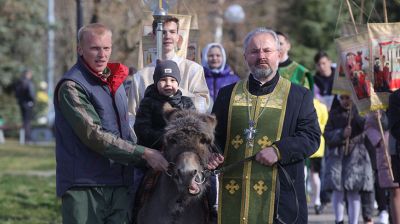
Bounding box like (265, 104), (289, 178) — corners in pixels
(252, 67), (274, 81)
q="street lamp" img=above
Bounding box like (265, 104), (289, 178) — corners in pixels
(224, 4), (245, 24)
(224, 4), (245, 43)
(143, 0), (177, 60)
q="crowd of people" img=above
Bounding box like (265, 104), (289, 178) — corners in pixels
(50, 17), (400, 224)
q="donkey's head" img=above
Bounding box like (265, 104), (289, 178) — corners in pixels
(163, 103), (217, 197)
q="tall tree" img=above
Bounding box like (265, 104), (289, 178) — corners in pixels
(276, 0), (341, 69)
(0, 0), (47, 90)
(0, 0), (47, 127)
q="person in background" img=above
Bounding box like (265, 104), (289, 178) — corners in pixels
(314, 51), (336, 97)
(276, 31), (313, 90)
(201, 43), (240, 103)
(15, 69), (35, 143)
(309, 85), (329, 215)
(54, 23), (168, 224)
(313, 50), (337, 212)
(387, 89), (400, 224)
(364, 110), (391, 224)
(128, 16), (210, 125)
(323, 94), (373, 224)
(212, 27), (320, 224)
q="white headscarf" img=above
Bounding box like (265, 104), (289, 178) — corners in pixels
(201, 43), (227, 73)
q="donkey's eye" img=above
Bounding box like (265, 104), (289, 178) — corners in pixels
(168, 138), (177, 145)
(200, 138), (210, 145)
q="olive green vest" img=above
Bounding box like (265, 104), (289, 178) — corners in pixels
(218, 77), (291, 224)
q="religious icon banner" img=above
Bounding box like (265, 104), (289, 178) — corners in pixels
(172, 14), (192, 59)
(332, 23), (368, 109)
(335, 32), (378, 114)
(368, 23), (400, 108)
(187, 29), (200, 63)
(332, 59), (352, 95)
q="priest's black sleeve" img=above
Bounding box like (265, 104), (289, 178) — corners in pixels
(212, 84), (236, 153)
(274, 86), (321, 165)
(389, 89), (400, 141)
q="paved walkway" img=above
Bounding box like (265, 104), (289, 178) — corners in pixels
(308, 203), (381, 223)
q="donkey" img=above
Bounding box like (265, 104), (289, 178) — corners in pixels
(136, 104), (217, 224)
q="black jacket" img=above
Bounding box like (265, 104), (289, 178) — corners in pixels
(15, 77), (35, 109)
(313, 67), (335, 96)
(134, 84), (195, 150)
(389, 89), (400, 155)
(212, 74), (320, 224)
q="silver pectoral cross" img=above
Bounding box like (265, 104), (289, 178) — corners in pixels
(244, 120), (257, 147)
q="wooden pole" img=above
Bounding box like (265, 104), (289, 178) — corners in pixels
(383, 0), (388, 23)
(376, 110), (394, 180)
(344, 104), (353, 155)
(345, 0), (358, 34)
(359, 0), (364, 24)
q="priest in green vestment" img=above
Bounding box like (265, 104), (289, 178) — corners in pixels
(276, 31), (313, 91)
(211, 28), (320, 224)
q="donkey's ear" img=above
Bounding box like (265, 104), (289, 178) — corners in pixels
(163, 102), (178, 121)
(202, 114), (217, 130)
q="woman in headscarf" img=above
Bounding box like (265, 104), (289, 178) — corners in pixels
(201, 43), (240, 102)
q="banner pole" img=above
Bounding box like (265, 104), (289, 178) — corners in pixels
(345, 103), (353, 155)
(377, 110), (394, 180)
(359, 0), (364, 24)
(345, 0), (358, 34)
(383, 0), (388, 23)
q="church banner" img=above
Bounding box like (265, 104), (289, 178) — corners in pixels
(187, 29), (200, 63)
(335, 32), (377, 115)
(332, 59), (352, 96)
(368, 23), (400, 109)
(333, 23), (368, 108)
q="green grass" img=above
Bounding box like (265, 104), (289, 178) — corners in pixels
(0, 140), (56, 172)
(0, 139), (61, 224)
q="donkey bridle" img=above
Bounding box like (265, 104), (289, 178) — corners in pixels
(163, 144), (299, 223)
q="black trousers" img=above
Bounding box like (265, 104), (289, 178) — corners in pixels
(20, 105), (33, 141)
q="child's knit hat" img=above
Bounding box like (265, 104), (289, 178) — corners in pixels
(153, 59), (181, 84)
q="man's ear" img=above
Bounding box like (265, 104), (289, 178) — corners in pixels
(278, 49), (284, 60)
(77, 45), (83, 56)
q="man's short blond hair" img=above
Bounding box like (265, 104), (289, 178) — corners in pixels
(77, 23), (112, 46)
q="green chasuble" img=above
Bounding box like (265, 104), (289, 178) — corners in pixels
(218, 78), (291, 224)
(278, 61), (313, 90)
